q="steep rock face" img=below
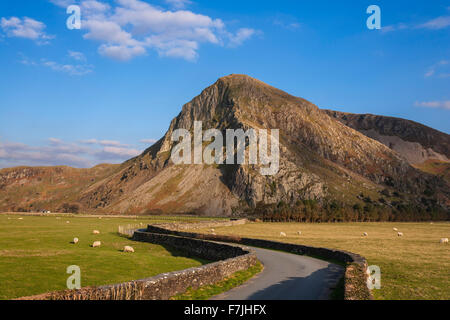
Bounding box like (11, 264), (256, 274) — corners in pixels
(324, 110), (450, 164)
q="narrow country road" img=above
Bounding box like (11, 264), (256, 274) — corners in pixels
(211, 246), (345, 300)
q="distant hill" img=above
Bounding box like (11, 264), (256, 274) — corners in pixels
(0, 75), (448, 220)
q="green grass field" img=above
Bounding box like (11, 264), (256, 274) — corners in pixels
(194, 222), (450, 300)
(0, 214), (215, 300)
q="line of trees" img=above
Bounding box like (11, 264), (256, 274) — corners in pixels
(249, 199), (449, 222)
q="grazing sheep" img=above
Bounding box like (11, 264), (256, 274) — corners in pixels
(72, 238), (79, 244)
(18, 217), (23, 220)
(123, 246), (134, 253)
(440, 238), (449, 244)
(280, 232), (287, 237)
(66, 221), (70, 224)
(297, 231), (302, 235)
(393, 227), (398, 231)
(92, 230), (100, 235)
(362, 232), (368, 237)
(397, 232), (404, 237)
(92, 241), (101, 248)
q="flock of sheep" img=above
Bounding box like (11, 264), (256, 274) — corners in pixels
(277, 228), (448, 243)
(70, 227), (135, 253)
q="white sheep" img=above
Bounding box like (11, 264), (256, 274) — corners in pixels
(362, 232), (368, 237)
(397, 232), (404, 237)
(66, 221), (70, 224)
(439, 238), (448, 244)
(92, 241), (101, 248)
(280, 232), (287, 237)
(18, 217), (23, 220)
(297, 231), (302, 235)
(210, 229), (215, 233)
(72, 237), (79, 244)
(123, 246), (134, 253)
(92, 230), (100, 234)
(393, 227), (398, 231)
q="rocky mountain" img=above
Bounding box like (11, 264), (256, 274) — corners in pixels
(323, 110), (450, 165)
(0, 75), (449, 219)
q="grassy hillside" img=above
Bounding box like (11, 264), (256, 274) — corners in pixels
(0, 214), (215, 300)
(413, 160), (450, 183)
(194, 222), (450, 300)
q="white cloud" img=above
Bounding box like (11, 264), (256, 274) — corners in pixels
(381, 23), (408, 33)
(140, 139), (157, 144)
(101, 146), (141, 158)
(0, 138), (145, 168)
(80, 139), (127, 147)
(48, 0), (256, 61)
(41, 59), (93, 76)
(49, 0), (75, 7)
(19, 53), (93, 76)
(228, 28), (256, 47)
(415, 101), (450, 110)
(424, 60), (449, 78)
(68, 50), (86, 61)
(0, 17), (54, 44)
(98, 43), (146, 61)
(418, 16), (450, 30)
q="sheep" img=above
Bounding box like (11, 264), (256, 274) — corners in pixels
(297, 231), (302, 235)
(72, 238), (79, 244)
(397, 232), (404, 237)
(66, 221), (70, 224)
(393, 227), (398, 231)
(210, 229), (215, 233)
(440, 238), (449, 244)
(123, 246), (134, 253)
(92, 230), (100, 235)
(362, 232), (368, 237)
(92, 241), (101, 248)
(280, 232), (287, 237)
(18, 217), (23, 220)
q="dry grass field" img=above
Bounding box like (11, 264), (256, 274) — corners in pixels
(195, 222), (450, 300)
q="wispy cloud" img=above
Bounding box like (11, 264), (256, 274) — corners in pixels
(417, 16), (450, 30)
(68, 50), (87, 61)
(19, 52), (93, 76)
(140, 138), (158, 144)
(0, 137), (144, 168)
(80, 139), (127, 147)
(424, 60), (449, 78)
(165, 0), (192, 9)
(0, 17), (54, 44)
(49, 0), (257, 61)
(382, 8), (450, 33)
(415, 100), (450, 110)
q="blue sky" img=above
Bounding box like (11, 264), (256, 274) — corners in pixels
(0, 0), (449, 168)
